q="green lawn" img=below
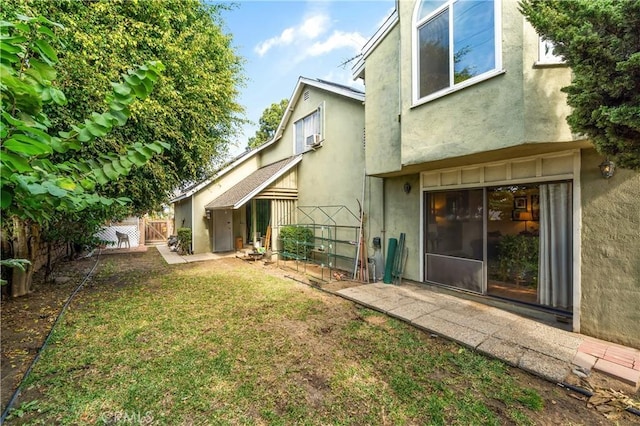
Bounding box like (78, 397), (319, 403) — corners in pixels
(8, 250), (548, 425)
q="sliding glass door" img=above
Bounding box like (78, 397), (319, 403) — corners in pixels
(425, 189), (484, 293)
(425, 181), (573, 312)
(486, 185), (541, 305)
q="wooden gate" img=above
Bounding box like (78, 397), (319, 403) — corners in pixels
(145, 219), (170, 243)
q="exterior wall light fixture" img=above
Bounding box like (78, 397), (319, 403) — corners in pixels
(599, 159), (615, 179)
(403, 182), (412, 194)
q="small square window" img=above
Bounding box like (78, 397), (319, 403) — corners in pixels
(538, 38), (565, 65)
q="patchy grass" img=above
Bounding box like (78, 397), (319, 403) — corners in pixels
(3, 251), (622, 425)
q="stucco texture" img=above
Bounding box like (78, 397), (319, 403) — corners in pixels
(297, 93), (365, 216)
(364, 25), (402, 176)
(173, 199), (192, 232)
(393, 0), (576, 167)
(188, 156), (259, 254)
(382, 174), (421, 282)
(580, 148), (640, 348)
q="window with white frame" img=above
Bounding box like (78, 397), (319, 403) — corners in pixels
(294, 105), (323, 154)
(414, 0), (500, 102)
(538, 38), (565, 65)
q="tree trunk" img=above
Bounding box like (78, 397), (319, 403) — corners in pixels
(45, 241), (52, 283)
(10, 217), (39, 297)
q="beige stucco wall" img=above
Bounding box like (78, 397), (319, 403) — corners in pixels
(189, 156), (259, 254)
(173, 198), (192, 233)
(397, 0), (521, 165)
(521, 23), (574, 143)
(365, 176), (385, 258)
(580, 148), (640, 348)
(381, 174), (421, 281)
(296, 90), (365, 217)
(363, 24), (402, 175)
(260, 84), (382, 242)
(363, 0), (577, 174)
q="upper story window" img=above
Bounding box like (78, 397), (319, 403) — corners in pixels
(413, 0), (501, 104)
(537, 38), (565, 65)
(294, 104), (323, 154)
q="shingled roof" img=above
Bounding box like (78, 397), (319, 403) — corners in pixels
(204, 156), (301, 210)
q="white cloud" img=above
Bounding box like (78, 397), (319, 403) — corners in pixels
(254, 13), (329, 57)
(299, 14), (329, 39)
(255, 27), (296, 56)
(306, 30), (367, 57)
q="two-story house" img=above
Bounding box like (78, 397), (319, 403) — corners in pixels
(353, 0), (639, 348)
(172, 77), (381, 275)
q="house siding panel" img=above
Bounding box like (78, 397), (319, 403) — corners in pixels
(542, 155), (574, 176)
(441, 170), (459, 186)
(462, 168), (482, 185)
(485, 164), (507, 182)
(512, 159), (537, 179)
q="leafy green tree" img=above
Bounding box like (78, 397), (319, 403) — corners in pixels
(248, 99), (289, 149)
(1, 0), (246, 213)
(520, 0), (640, 169)
(1, 15), (167, 295)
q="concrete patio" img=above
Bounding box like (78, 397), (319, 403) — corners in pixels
(335, 282), (639, 393)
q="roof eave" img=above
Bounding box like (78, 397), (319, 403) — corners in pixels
(205, 155), (303, 211)
(352, 9), (399, 81)
(169, 148), (262, 203)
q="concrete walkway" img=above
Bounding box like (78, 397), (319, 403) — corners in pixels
(336, 282), (639, 392)
(153, 245), (639, 392)
(155, 243), (241, 264)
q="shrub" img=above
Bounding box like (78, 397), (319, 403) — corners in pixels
(177, 227), (192, 255)
(280, 226), (313, 260)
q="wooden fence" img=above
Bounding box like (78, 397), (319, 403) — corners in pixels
(145, 220), (171, 243)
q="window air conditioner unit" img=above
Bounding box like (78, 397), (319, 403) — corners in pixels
(306, 134), (321, 147)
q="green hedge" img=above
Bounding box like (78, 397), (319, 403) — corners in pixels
(280, 226), (313, 260)
(177, 227), (192, 255)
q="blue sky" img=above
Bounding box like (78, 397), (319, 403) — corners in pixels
(217, 0), (395, 155)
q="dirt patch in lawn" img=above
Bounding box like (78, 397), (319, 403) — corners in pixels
(1, 248), (638, 424)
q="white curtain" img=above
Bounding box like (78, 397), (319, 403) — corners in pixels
(294, 121), (304, 154)
(303, 112), (318, 139)
(538, 182), (572, 309)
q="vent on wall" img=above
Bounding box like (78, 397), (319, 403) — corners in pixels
(303, 90), (310, 101)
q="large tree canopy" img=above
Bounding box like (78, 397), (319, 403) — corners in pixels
(1, 15), (167, 294)
(1, 0), (246, 213)
(247, 99), (289, 149)
(520, 0), (640, 170)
